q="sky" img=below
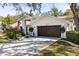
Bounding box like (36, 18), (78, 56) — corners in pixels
(0, 3), (70, 17)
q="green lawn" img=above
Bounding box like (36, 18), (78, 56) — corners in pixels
(0, 33), (11, 43)
(0, 36), (10, 43)
(36, 40), (79, 56)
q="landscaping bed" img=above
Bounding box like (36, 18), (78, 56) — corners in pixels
(0, 32), (22, 43)
(36, 40), (79, 56)
(66, 31), (79, 44)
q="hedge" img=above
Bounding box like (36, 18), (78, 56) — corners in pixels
(66, 31), (79, 44)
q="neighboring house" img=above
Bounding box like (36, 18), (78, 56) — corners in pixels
(10, 15), (75, 38)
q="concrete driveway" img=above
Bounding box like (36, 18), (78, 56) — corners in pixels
(0, 37), (58, 56)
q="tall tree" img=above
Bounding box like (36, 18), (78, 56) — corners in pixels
(2, 15), (16, 28)
(0, 3), (42, 15)
(0, 3), (42, 35)
(58, 10), (64, 16)
(64, 9), (72, 16)
(27, 3), (41, 14)
(70, 3), (79, 30)
(45, 8), (63, 16)
(50, 4), (63, 16)
(51, 7), (59, 16)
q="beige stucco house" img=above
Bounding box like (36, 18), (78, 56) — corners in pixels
(10, 15), (75, 38)
(27, 15), (75, 38)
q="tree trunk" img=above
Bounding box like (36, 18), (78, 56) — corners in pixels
(70, 3), (79, 30)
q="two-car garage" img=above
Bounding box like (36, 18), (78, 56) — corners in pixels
(37, 25), (61, 37)
(29, 16), (71, 38)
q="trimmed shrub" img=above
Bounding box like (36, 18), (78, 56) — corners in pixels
(66, 31), (79, 44)
(6, 30), (22, 40)
(29, 27), (34, 32)
(29, 27), (34, 36)
(20, 27), (25, 36)
(6, 30), (16, 39)
(60, 26), (65, 33)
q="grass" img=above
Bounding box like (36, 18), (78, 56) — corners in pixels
(36, 40), (79, 56)
(0, 32), (11, 43)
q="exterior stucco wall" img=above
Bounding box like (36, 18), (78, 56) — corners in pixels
(30, 23), (75, 38)
(61, 23), (75, 38)
(34, 27), (38, 36)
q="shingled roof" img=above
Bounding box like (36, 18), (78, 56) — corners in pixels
(57, 15), (74, 23)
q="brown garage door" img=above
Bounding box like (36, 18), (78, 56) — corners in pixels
(38, 25), (61, 37)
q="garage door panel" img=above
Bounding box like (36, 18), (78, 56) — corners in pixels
(38, 25), (61, 37)
(46, 26), (61, 37)
(38, 26), (47, 36)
